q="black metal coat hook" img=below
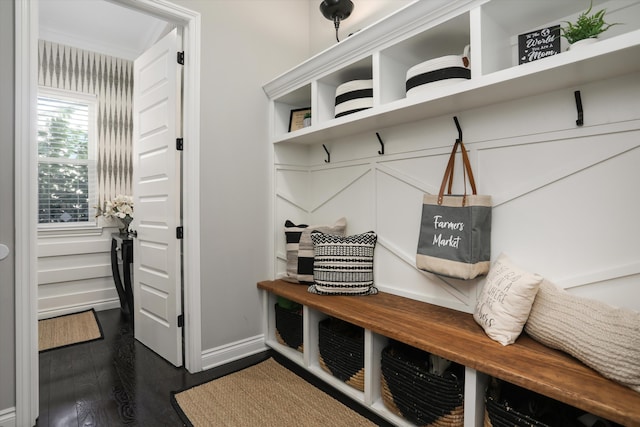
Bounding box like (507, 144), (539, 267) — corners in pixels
(376, 132), (384, 155)
(574, 90), (584, 127)
(453, 116), (462, 142)
(323, 144), (331, 163)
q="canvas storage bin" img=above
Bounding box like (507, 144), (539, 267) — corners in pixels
(334, 79), (373, 118)
(318, 317), (365, 391)
(406, 46), (470, 97)
(381, 342), (465, 427)
(274, 302), (303, 352)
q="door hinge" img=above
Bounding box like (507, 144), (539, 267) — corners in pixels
(177, 314), (184, 328)
(176, 138), (183, 151)
(176, 226), (184, 239)
(177, 51), (184, 65)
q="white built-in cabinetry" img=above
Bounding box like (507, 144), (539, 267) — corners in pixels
(262, 1), (640, 426)
(264, 0), (640, 145)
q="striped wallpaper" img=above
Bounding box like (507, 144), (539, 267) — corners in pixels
(38, 40), (133, 209)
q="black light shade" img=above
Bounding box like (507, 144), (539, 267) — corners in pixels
(320, 0), (354, 42)
(320, 0), (354, 22)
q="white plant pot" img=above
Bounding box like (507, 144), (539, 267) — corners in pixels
(568, 38), (598, 50)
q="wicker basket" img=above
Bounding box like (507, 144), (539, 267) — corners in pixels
(318, 317), (365, 391)
(274, 303), (303, 352)
(381, 342), (465, 427)
(484, 379), (585, 427)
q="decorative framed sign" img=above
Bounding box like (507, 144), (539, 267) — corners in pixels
(518, 25), (561, 64)
(289, 108), (311, 132)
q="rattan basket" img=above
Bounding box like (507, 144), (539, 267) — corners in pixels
(274, 303), (303, 352)
(381, 342), (465, 427)
(484, 379), (586, 427)
(318, 317), (365, 391)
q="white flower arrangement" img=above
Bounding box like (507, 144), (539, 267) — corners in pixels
(99, 194), (134, 219)
(96, 194), (134, 232)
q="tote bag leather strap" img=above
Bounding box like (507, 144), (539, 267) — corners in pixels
(438, 140), (477, 205)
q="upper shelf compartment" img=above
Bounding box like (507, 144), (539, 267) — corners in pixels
(478, 0), (640, 75)
(264, 0), (640, 145)
(378, 11), (470, 105)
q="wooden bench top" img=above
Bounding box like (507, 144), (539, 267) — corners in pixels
(258, 279), (640, 427)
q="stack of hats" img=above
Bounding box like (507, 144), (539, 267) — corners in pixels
(406, 45), (470, 97)
(334, 79), (373, 118)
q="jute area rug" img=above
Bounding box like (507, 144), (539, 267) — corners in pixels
(171, 357), (377, 427)
(38, 308), (104, 352)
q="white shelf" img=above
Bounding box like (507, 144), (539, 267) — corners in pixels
(264, 0), (640, 145)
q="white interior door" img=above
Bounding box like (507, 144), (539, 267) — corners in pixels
(132, 28), (183, 367)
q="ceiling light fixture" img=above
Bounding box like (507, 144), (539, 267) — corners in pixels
(319, 0), (354, 43)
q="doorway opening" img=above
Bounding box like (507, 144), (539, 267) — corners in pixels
(15, 1), (202, 425)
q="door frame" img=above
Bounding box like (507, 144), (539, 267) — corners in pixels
(15, 1), (202, 424)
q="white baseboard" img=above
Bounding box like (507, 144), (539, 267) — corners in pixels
(201, 334), (267, 371)
(0, 407), (16, 427)
(38, 298), (120, 320)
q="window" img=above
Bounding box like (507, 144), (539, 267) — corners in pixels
(37, 88), (97, 226)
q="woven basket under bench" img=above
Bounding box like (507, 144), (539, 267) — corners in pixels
(484, 379), (599, 427)
(381, 342), (465, 427)
(318, 317), (365, 391)
(274, 303), (303, 352)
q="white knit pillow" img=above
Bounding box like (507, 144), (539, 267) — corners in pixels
(525, 279), (640, 393)
(473, 253), (543, 346)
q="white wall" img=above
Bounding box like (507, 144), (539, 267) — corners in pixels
(171, 0), (311, 362)
(272, 0), (640, 316)
(274, 71), (640, 314)
(309, 0), (413, 55)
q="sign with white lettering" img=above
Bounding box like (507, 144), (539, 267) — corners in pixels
(416, 197), (492, 280)
(518, 25), (560, 65)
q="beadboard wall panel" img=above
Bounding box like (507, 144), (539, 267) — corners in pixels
(38, 277), (119, 319)
(37, 230), (120, 316)
(274, 71), (640, 313)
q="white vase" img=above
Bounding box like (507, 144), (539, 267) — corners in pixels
(568, 38), (598, 50)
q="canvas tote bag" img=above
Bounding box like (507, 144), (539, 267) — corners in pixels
(416, 140), (492, 279)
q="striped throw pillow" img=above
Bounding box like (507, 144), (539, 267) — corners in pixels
(308, 230), (378, 296)
(283, 218), (346, 284)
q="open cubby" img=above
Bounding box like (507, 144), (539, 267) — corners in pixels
(259, 279), (640, 427)
(264, 0), (640, 145)
(317, 55), (373, 124)
(379, 11), (471, 104)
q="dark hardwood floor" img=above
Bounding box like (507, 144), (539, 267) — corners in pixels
(37, 308), (392, 427)
(37, 308), (269, 426)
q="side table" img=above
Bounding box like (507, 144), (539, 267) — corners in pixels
(111, 233), (134, 315)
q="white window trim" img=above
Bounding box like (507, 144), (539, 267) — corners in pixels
(37, 86), (98, 230)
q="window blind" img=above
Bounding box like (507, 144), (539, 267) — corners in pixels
(37, 93), (96, 224)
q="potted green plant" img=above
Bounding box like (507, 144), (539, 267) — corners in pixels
(303, 112), (312, 127)
(561, 1), (620, 49)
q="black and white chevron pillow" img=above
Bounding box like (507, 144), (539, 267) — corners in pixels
(308, 230), (378, 296)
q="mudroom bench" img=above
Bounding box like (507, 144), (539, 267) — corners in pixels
(258, 279), (640, 427)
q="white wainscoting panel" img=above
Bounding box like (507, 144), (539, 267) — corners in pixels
(38, 228), (121, 316)
(0, 407), (15, 427)
(274, 71), (640, 313)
